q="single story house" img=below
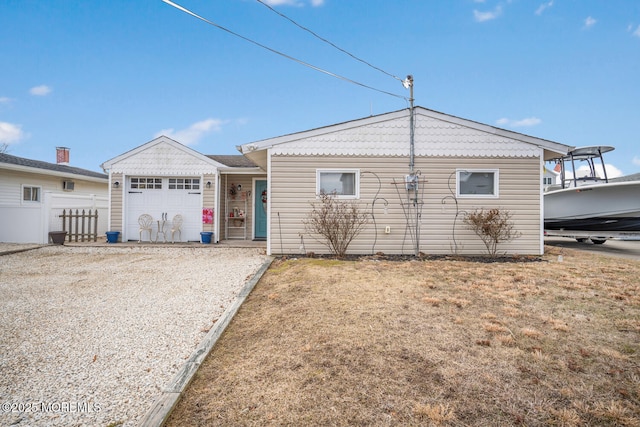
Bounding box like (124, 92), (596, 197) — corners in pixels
(102, 107), (572, 255)
(0, 148), (109, 244)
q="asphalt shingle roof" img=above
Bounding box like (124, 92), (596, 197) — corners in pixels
(0, 152), (108, 180)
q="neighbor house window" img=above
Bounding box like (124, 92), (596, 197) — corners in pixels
(130, 177), (162, 189)
(316, 169), (359, 199)
(22, 185), (41, 202)
(168, 178), (200, 190)
(457, 169), (499, 198)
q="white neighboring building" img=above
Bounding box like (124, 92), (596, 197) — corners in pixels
(0, 148), (108, 244)
(543, 163), (561, 190)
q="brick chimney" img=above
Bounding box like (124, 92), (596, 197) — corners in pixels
(56, 147), (70, 165)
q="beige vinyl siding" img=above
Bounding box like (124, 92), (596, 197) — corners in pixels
(202, 174), (216, 233)
(110, 173), (123, 233)
(421, 157), (541, 255)
(270, 155), (541, 255)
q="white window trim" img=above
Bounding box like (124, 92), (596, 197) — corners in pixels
(168, 178), (200, 190)
(130, 177), (162, 190)
(456, 169), (499, 199)
(21, 184), (42, 204)
(316, 169), (360, 199)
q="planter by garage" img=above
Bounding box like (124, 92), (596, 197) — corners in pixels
(200, 232), (214, 244)
(106, 231), (120, 244)
(49, 231), (67, 245)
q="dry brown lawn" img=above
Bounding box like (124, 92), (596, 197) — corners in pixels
(167, 246), (640, 426)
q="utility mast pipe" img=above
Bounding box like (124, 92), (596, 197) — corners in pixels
(406, 75), (415, 174)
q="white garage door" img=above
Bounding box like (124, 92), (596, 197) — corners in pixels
(125, 177), (202, 242)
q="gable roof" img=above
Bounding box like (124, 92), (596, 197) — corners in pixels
(0, 152), (108, 181)
(100, 135), (226, 174)
(238, 106), (572, 169)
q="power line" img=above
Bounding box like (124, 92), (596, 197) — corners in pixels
(161, 0), (407, 100)
(255, 0), (404, 83)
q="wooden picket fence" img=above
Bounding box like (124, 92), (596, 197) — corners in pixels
(59, 209), (99, 242)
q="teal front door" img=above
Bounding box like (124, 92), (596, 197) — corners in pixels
(254, 180), (267, 240)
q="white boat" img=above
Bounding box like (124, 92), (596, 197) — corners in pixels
(544, 146), (640, 243)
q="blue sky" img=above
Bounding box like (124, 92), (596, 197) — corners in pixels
(1, 0), (639, 175)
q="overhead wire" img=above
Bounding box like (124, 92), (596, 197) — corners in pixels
(255, 0), (404, 84)
(161, 0), (407, 100)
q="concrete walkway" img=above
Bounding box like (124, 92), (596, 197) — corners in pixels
(0, 239), (266, 256)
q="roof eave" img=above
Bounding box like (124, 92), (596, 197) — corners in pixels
(240, 150), (268, 170)
(218, 166), (265, 174)
(1, 162), (108, 183)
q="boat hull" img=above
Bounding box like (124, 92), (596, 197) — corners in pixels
(544, 181), (640, 235)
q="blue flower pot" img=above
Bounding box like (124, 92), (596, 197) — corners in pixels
(106, 231), (120, 243)
(200, 232), (214, 244)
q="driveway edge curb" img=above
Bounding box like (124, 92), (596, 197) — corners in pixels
(138, 256), (275, 427)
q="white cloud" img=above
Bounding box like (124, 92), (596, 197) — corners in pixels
(632, 25), (640, 38)
(496, 117), (541, 127)
(474, 6), (502, 22)
(155, 118), (227, 146)
(0, 121), (25, 144)
(514, 117), (542, 127)
(535, 1), (553, 16)
(584, 16), (596, 29)
(0, 97), (11, 104)
(575, 164), (623, 179)
(29, 85), (52, 96)
(633, 156), (640, 166)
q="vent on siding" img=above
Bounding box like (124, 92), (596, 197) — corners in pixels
(63, 180), (75, 191)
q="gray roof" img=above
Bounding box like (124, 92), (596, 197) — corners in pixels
(610, 173), (640, 183)
(0, 152), (108, 180)
(206, 155), (257, 168)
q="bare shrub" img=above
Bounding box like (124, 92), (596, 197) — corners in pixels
(463, 208), (521, 257)
(303, 192), (369, 258)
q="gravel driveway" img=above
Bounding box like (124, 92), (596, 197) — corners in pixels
(0, 245), (269, 426)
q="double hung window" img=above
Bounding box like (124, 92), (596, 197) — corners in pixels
(22, 186), (41, 203)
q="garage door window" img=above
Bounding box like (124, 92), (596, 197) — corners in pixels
(131, 177), (162, 189)
(169, 178), (200, 190)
